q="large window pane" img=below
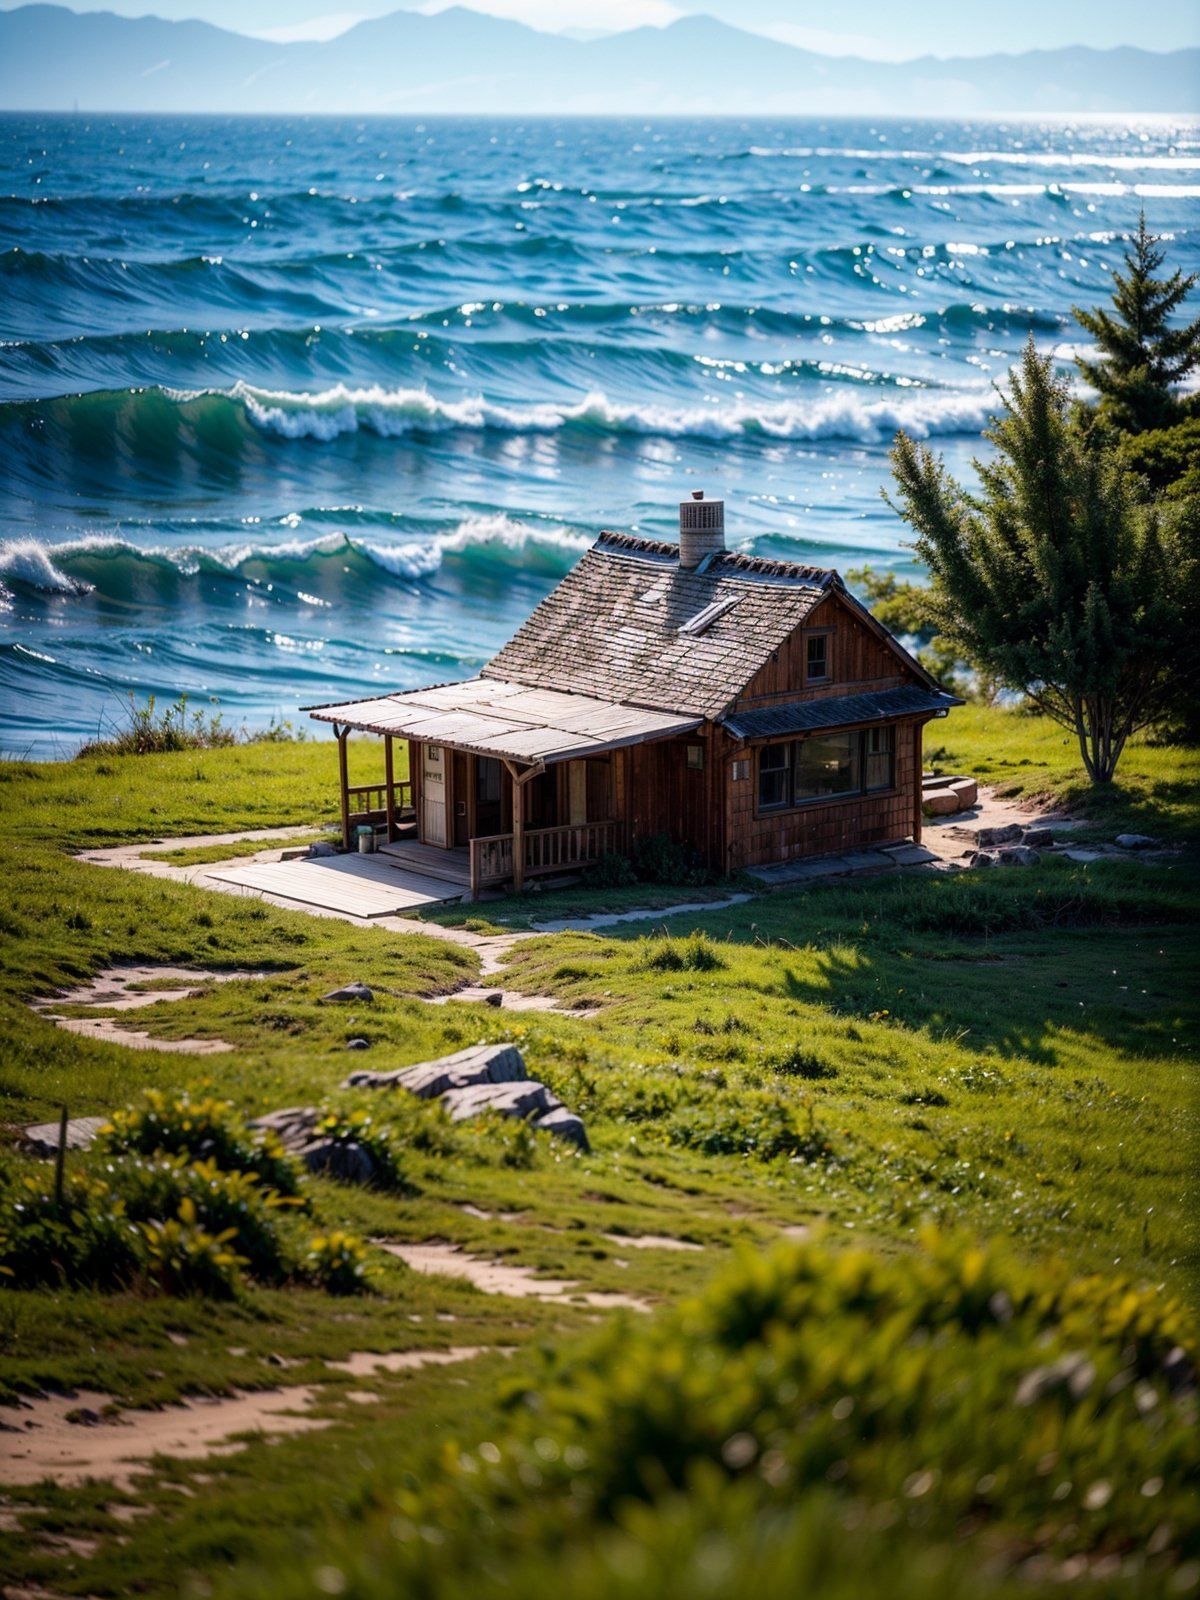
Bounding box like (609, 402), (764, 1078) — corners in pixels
(794, 732), (859, 800)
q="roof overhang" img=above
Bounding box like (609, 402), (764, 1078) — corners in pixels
(722, 686), (964, 742)
(305, 678), (702, 765)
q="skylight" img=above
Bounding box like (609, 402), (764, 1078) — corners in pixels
(678, 596), (740, 636)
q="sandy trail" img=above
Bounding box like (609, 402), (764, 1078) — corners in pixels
(379, 1241), (652, 1312)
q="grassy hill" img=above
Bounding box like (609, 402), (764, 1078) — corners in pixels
(0, 710), (1195, 1598)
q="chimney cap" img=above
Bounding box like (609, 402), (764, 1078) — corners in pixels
(691, 489), (705, 500)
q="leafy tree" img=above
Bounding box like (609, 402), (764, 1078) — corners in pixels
(887, 340), (1198, 785)
(1073, 211), (1200, 434)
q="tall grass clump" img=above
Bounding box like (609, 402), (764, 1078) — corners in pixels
(636, 933), (726, 973)
(78, 693), (307, 757)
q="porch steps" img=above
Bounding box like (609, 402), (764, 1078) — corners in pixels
(377, 840), (472, 887)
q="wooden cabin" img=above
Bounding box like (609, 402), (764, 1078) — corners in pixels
(307, 494), (960, 897)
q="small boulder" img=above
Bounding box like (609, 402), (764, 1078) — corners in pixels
(251, 1106), (320, 1148)
(308, 841), (338, 858)
(299, 1139), (377, 1185)
(483, 991), (503, 1008)
(923, 789), (960, 817)
(321, 980), (374, 1005)
(998, 845), (1041, 867)
(1022, 826), (1054, 849)
(530, 1106), (590, 1151)
(976, 824), (1022, 848)
(346, 1037), (371, 1051)
(969, 851), (998, 869)
(1115, 833), (1160, 851)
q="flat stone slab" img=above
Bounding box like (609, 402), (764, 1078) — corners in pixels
(440, 1080), (555, 1124)
(343, 1043), (526, 1097)
(747, 848), (898, 887)
(23, 1116), (107, 1157)
(883, 844), (939, 867)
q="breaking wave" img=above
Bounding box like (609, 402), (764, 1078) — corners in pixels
(0, 515), (590, 603)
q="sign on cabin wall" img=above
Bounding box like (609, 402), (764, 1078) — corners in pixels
(421, 745), (447, 847)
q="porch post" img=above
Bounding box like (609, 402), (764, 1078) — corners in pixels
(384, 734), (396, 842)
(511, 768), (525, 893)
(502, 759), (543, 895)
(336, 724), (351, 851)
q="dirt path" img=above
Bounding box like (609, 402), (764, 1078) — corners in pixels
(378, 1241), (652, 1312)
(0, 1347), (498, 1492)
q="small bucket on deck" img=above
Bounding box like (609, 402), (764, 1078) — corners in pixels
(356, 825), (376, 855)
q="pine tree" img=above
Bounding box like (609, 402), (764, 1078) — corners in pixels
(1073, 211), (1200, 434)
(887, 340), (1199, 785)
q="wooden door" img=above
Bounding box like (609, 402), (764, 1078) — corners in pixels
(420, 745), (448, 847)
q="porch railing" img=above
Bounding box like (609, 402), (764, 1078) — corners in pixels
(347, 778), (414, 833)
(470, 819), (622, 897)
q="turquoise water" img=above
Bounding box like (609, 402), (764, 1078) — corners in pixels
(1, 113), (1197, 754)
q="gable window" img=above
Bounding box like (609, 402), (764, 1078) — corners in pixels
(806, 632), (831, 683)
(757, 725), (895, 811)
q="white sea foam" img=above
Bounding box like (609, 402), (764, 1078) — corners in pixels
(0, 538), (94, 594)
(0, 516), (589, 598)
(232, 381), (997, 444)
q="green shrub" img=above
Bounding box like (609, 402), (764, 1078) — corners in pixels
(584, 851), (638, 889)
(140, 1199), (246, 1298)
(304, 1230), (376, 1296)
(244, 1233), (1197, 1600)
(765, 1045), (838, 1081)
(631, 833), (712, 887)
(0, 1171), (141, 1290)
(110, 1152), (303, 1282)
(98, 1089), (303, 1195)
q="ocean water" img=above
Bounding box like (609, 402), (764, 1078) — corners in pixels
(1, 112), (1197, 756)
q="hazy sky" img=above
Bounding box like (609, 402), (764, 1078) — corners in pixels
(6, 0), (1199, 55)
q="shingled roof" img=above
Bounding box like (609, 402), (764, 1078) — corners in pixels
(482, 531), (835, 721)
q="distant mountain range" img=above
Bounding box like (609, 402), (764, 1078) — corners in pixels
(1, 4), (1196, 114)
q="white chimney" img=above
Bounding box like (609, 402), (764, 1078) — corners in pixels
(678, 490), (725, 569)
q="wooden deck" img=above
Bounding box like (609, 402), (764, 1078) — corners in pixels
(377, 840), (472, 887)
(205, 853), (464, 917)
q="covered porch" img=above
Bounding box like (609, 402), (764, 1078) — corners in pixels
(306, 679), (700, 899)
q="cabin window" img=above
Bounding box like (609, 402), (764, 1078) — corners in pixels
(806, 633), (831, 683)
(475, 757), (502, 805)
(686, 744), (705, 770)
(758, 744), (791, 809)
(793, 732), (859, 801)
(864, 726), (895, 792)
(732, 758), (749, 782)
(756, 725), (897, 812)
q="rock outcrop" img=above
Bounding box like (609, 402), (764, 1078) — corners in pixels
(344, 1042), (589, 1151)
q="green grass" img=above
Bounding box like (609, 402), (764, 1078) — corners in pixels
(0, 714), (1196, 1600)
(928, 704), (1200, 842)
(137, 834), (328, 867)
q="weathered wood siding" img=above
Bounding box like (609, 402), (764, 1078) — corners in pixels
(733, 594), (906, 711)
(623, 733), (713, 859)
(721, 718), (924, 871)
